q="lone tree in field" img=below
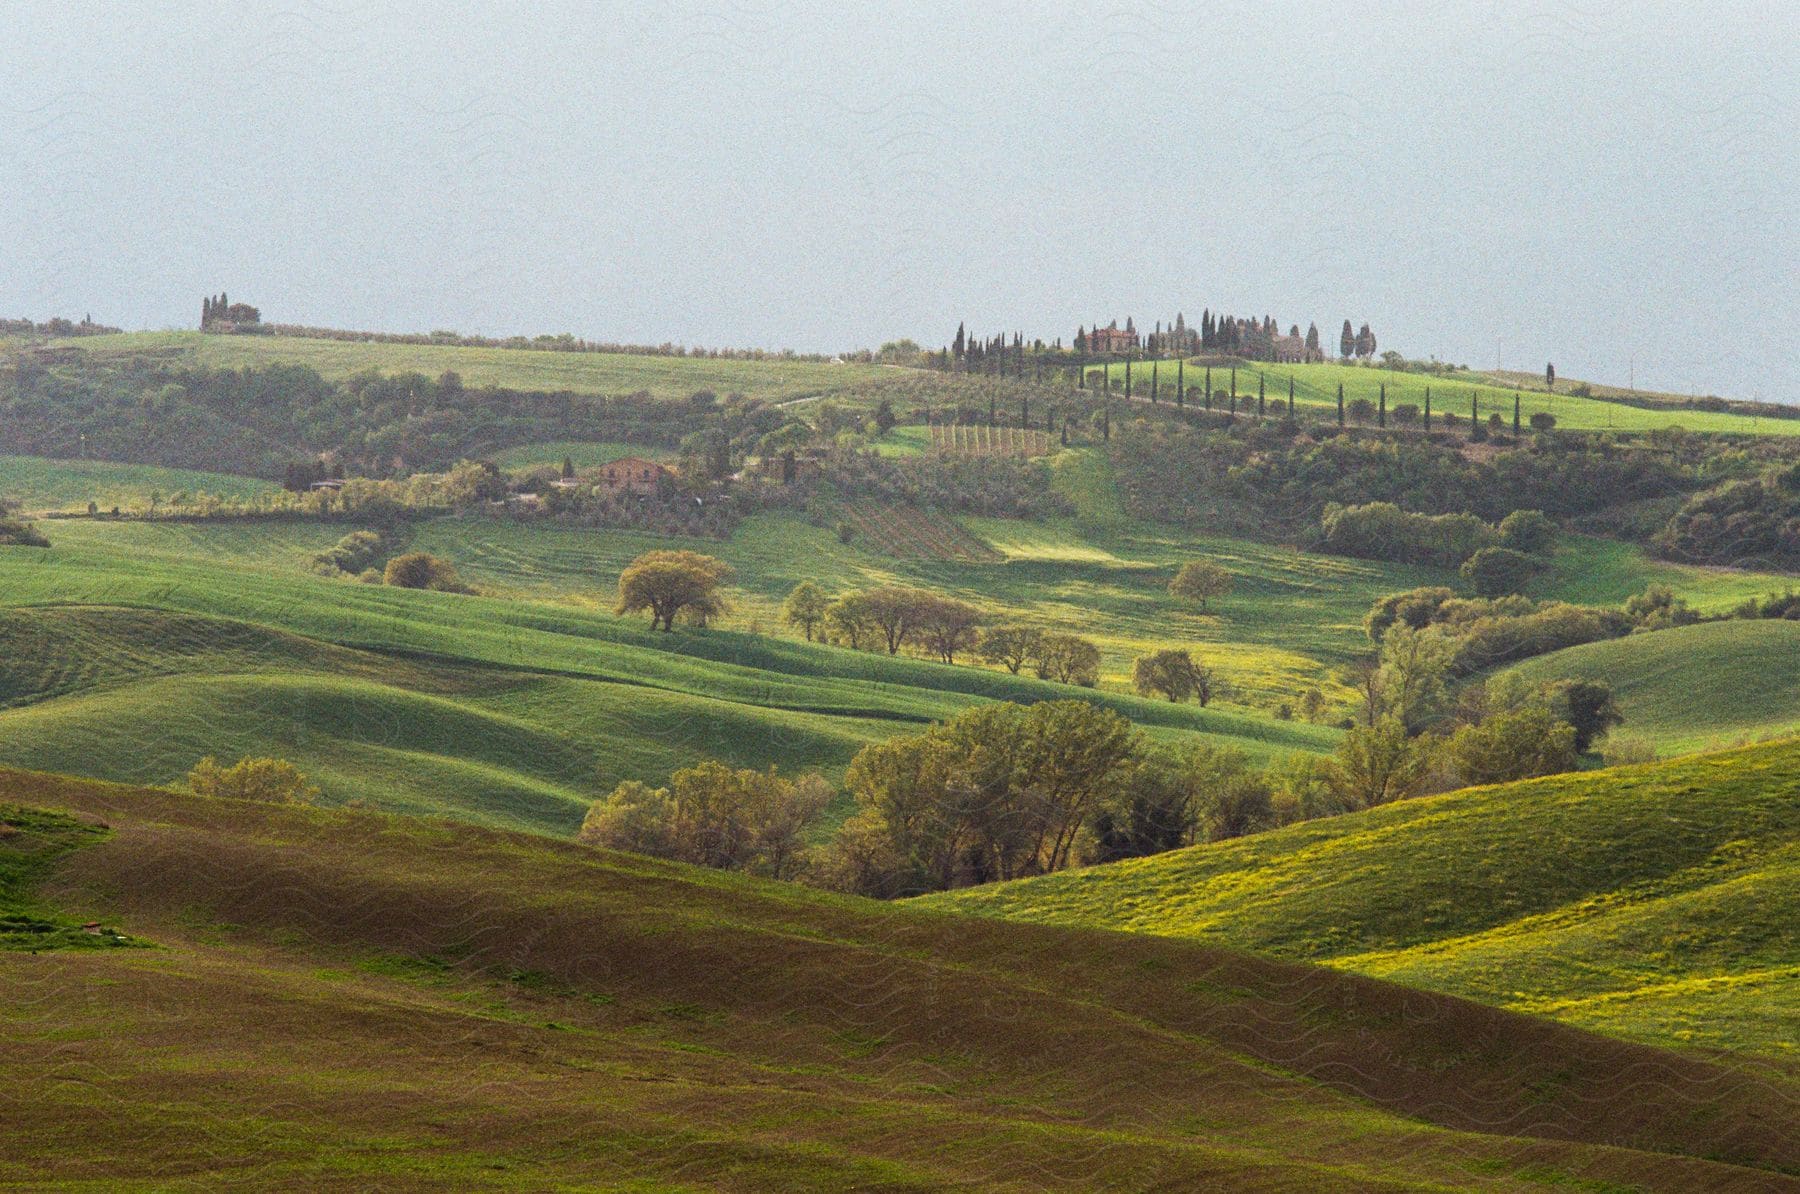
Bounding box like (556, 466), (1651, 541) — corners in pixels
(1132, 648), (1217, 705)
(617, 550), (733, 631)
(782, 581), (831, 641)
(188, 756), (320, 805)
(1169, 560), (1233, 612)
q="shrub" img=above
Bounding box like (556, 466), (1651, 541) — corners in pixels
(1600, 734), (1658, 767)
(0, 510), (50, 547)
(1460, 546), (1541, 597)
(1497, 509), (1556, 554)
(1441, 705), (1577, 787)
(580, 763), (830, 880)
(1326, 718), (1430, 809)
(383, 551), (471, 593)
(313, 529), (385, 575)
(1625, 584), (1698, 630)
(1364, 586), (1458, 642)
(1530, 412), (1557, 431)
(1319, 501), (1497, 567)
(187, 756), (320, 805)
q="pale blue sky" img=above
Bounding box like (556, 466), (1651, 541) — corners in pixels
(3, 2), (1794, 400)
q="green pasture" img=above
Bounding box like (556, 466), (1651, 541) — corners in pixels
(0, 455), (279, 514)
(69, 331), (889, 400)
(927, 738), (1800, 1056)
(1505, 619), (1800, 754)
(1095, 358), (1800, 436)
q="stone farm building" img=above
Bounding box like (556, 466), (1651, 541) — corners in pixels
(1086, 322), (1139, 354)
(599, 456), (673, 496)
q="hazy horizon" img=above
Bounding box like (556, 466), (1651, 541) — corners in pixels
(4, 2), (1794, 401)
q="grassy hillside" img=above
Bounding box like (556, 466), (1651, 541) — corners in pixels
(489, 438), (673, 472)
(1099, 358), (1800, 437)
(0, 529), (1335, 835)
(23, 493), (1790, 722)
(0, 454), (279, 514)
(2, 767), (1794, 1189)
(1531, 533), (1796, 612)
(1506, 620), (1800, 754)
(927, 740), (1800, 1056)
(70, 330), (890, 400)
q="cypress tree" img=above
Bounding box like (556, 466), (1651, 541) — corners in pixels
(1514, 390), (1522, 434)
(1337, 382), (1345, 426)
(1204, 366), (1212, 411)
(1288, 375), (1295, 421)
(1471, 393), (1480, 439)
(1177, 359), (1185, 409)
(1125, 358), (1132, 400)
(1424, 387), (1432, 431)
(1258, 373), (1265, 418)
(1378, 383), (1387, 428)
(1230, 366), (1237, 408)
(1151, 361), (1158, 404)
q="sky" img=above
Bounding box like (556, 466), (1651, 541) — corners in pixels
(3, 1), (1795, 401)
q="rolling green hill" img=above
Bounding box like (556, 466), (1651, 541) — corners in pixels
(0, 527), (1336, 835)
(1098, 358), (1800, 436)
(926, 740), (1800, 1056)
(69, 330), (890, 400)
(2, 766), (1794, 1189)
(1506, 619), (1800, 754)
(0, 454), (280, 514)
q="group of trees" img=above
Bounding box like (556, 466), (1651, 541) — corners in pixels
(1110, 419), (1694, 545)
(780, 580), (1109, 684)
(818, 446), (1070, 520)
(199, 293), (261, 329)
(1, 357), (791, 480)
(0, 314), (119, 338)
(1317, 501), (1557, 594)
(1654, 466), (1800, 570)
(581, 659), (1622, 899)
(580, 762), (831, 880)
(1328, 620), (1628, 804)
(1363, 582), (1691, 677)
(245, 321), (831, 362)
(188, 756), (319, 804)
(1338, 320), (1377, 360)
